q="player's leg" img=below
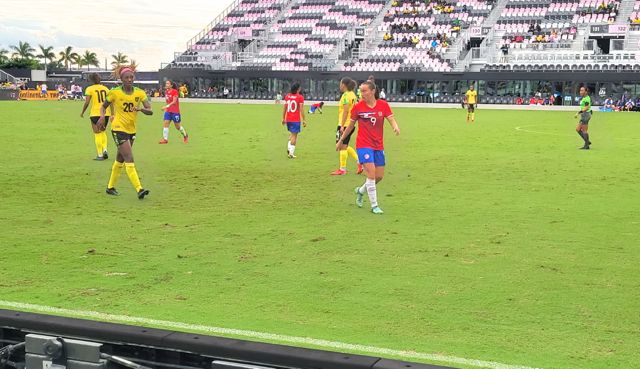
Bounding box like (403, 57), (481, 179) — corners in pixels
(160, 112), (171, 143)
(99, 123), (109, 159)
(107, 132), (126, 194)
(369, 151), (386, 214)
(173, 114), (188, 143)
(90, 118), (104, 160)
(287, 123), (300, 158)
(120, 136), (149, 198)
(469, 105), (475, 122)
(289, 132), (298, 157)
(580, 124), (590, 149)
(355, 149), (380, 211)
(332, 127), (348, 175)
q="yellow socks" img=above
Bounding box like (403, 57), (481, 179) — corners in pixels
(346, 146), (358, 161)
(100, 131), (108, 152)
(94, 133), (103, 156)
(124, 163), (143, 192)
(108, 161), (124, 188)
(339, 150), (348, 170)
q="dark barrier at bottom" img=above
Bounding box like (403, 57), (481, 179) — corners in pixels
(0, 309), (459, 369)
(0, 90), (19, 101)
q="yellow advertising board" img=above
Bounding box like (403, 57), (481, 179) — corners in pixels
(19, 90), (60, 101)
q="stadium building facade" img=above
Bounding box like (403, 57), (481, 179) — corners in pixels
(158, 0), (640, 106)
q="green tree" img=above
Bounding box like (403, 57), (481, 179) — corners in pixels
(0, 48), (8, 64)
(58, 46), (79, 70)
(111, 52), (129, 68)
(37, 44), (56, 70)
(10, 41), (35, 60)
(80, 50), (99, 71)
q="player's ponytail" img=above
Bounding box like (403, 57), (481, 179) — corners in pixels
(290, 82), (301, 94)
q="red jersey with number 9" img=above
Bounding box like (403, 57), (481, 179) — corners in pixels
(351, 99), (394, 150)
(284, 93), (304, 122)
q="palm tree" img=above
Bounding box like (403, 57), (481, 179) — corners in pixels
(80, 50), (99, 71)
(37, 44), (55, 70)
(58, 46), (78, 70)
(111, 52), (129, 68)
(10, 41), (35, 60)
(0, 48), (8, 64)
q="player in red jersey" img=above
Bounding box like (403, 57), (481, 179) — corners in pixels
(159, 80), (188, 144)
(282, 82), (306, 158)
(336, 81), (400, 214)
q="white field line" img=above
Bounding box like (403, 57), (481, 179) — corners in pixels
(0, 300), (542, 369)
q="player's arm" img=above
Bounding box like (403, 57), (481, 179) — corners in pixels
(340, 102), (350, 130)
(299, 102), (306, 126)
(137, 99), (153, 115)
(282, 103), (287, 124)
(98, 100), (111, 129)
(386, 115), (400, 135)
(336, 119), (356, 151)
(80, 94), (91, 117)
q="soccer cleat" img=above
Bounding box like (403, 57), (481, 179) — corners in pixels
(579, 146), (590, 150)
(158, 139), (169, 144)
(330, 169), (347, 176)
(354, 187), (364, 208)
(103, 150), (109, 159)
(94, 156), (105, 161)
(106, 187), (119, 196)
(137, 188), (150, 200)
(288, 153), (297, 159)
(183, 134), (189, 144)
(371, 206), (384, 214)
(356, 163), (364, 174)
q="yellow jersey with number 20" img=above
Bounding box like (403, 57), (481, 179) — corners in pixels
(107, 86), (149, 134)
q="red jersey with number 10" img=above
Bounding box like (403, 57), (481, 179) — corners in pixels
(351, 99), (394, 150)
(165, 88), (180, 114)
(284, 93), (304, 122)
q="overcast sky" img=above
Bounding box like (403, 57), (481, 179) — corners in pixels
(0, 0), (235, 70)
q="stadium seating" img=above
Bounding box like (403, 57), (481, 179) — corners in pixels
(241, 0), (386, 71)
(342, 0), (493, 72)
(169, 0), (640, 73)
(196, 0), (287, 49)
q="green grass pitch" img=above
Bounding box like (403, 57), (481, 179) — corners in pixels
(0, 101), (638, 369)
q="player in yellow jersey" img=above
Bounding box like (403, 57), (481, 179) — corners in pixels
(331, 77), (363, 175)
(97, 65), (153, 199)
(80, 73), (114, 160)
(463, 84), (478, 122)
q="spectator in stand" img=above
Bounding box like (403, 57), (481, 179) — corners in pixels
(223, 86), (229, 98)
(603, 96), (614, 110)
(529, 96), (537, 105)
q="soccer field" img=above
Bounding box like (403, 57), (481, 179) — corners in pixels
(0, 101), (638, 369)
